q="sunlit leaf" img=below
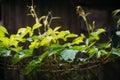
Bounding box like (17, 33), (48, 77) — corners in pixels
(57, 31), (70, 40)
(53, 26), (61, 31)
(47, 27), (53, 35)
(65, 33), (78, 39)
(0, 42), (5, 48)
(0, 26), (8, 37)
(0, 37), (9, 48)
(17, 26), (32, 37)
(29, 40), (39, 49)
(17, 28), (27, 34)
(32, 23), (42, 30)
(89, 32), (99, 41)
(9, 35), (19, 47)
(40, 37), (51, 46)
(72, 34), (85, 44)
(11, 47), (23, 53)
(96, 29), (106, 35)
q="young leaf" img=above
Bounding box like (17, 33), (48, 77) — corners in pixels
(29, 40), (39, 49)
(96, 29), (106, 35)
(32, 23), (42, 30)
(0, 26), (8, 37)
(72, 34), (85, 44)
(0, 37), (9, 48)
(40, 37), (52, 46)
(53, 26), (61, 32)
(17, 28), (27, 34)
(17, 27), (31, 37)
(57, 31), (70, 40)
(65, 33), (78, 39)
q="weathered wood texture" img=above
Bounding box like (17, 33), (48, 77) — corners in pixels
(1, 0), (119, 34)
(0, 0), (120, 80)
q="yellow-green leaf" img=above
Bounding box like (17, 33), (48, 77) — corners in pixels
(32, 23), (42, 30)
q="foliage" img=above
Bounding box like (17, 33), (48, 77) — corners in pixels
(0, 4), (120, 80)
(112, 9), (120, 56)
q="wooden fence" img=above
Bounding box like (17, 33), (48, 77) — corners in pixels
(0, 0), (120, 80)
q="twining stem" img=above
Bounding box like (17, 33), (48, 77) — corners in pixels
(83, 16), (90, 35)
(76, 6), (90, 34)
(28, 0), (41, 35)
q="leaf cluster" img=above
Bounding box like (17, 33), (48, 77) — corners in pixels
(0, 5), (119, 76)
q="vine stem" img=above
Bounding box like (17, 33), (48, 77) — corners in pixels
(83, 16), (90, 35)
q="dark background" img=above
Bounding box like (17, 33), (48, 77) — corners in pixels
(0, 0), (120, 80)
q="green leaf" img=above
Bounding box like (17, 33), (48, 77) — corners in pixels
(65, 33), (78, 39)
(49, 44), (64, 56)
(71, 46), (85, 52)
(89, 29), (105, 42)
(27, 35), (41, 42)
(0, 49), (11, 57)
(60, 49), (78, 62)
(117, 19), (120, 28)
(24, 60), (39, 75)
(0, 42), (5, 48)
(17, 28), (27, 34)
(112, 9), (120, 16)
(11, 47), (23, 53)
(17, 26), (31, 37)
(40, 37), (52, 46)
(0, 26), (8, 37)
(96, 29), (106, 35)
(53, 26), (61, 31)
(112, 48), (120, 56)
(72, 34), (85, 44)
(32, 23), (42, 30)
(29, 40), (39, 49)
(116, 31), (120, 37)
(9, 35), (19, 47)
(89, 32), (99, 41)
(0, 37), (9, 48)
(88, 46), (98, 58)
(12, 49), (33, 64)
(97, 50), (108, 58)
(57, 31), (70, 40)
(24, 51), (48, 75)
(98, 43), (111, 49)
